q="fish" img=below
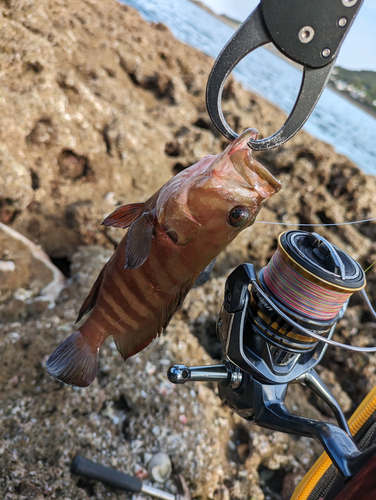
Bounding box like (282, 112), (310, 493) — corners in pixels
(46, 129), (281, 387)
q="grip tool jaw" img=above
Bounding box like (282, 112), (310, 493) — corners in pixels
(206, 0), (364, 150)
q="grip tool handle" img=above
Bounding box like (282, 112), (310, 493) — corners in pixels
(71, 455), (179, 500)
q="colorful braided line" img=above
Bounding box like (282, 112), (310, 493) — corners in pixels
(263, 248), (352, 321)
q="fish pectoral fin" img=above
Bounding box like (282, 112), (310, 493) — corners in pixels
(102, 202), (146, 229)
(76, 264), (107, 323)
(125, 213), (153, 270)
(193, 258), (216, 288)
(46, 330), (98, 387)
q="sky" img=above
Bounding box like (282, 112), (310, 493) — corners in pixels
(199, 0), (376, 72)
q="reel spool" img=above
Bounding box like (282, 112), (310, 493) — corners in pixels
(248, 231), (365, 361)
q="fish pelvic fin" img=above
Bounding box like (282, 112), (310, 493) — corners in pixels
(46, 330), (98, 387)
(193, 258), (216, 288)
(76, 265), (107, 323)
(125, 213), (153, 270)
(102, 202), (146, 229)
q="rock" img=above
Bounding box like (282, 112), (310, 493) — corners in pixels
(70, 245), (113, 300)
(0, 0), (375, 499)
(0, 298), (27, 322)
(0, 143), (32, 223)
(0, 222), (66, 318)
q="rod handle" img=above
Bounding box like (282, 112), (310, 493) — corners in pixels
(71, 455), (142, 493)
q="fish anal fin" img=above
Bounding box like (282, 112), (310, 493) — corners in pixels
(76, 265), (106, 323)
(46, 330), (98, 387)
(125, 213), (153, 270)
(113, 333), (155, 361)
(102, 202), (145, 229)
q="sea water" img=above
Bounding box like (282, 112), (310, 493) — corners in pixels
(121, 0), (376, 175)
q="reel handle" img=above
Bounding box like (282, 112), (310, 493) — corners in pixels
(167, 363), (242, 389)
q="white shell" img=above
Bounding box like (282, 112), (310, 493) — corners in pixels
(147, 452), (172, 483)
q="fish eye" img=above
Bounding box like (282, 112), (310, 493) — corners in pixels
(228, 206), (251, 227)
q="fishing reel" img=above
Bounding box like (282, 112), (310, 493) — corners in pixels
(168, 230), (376, 480)
(218, 230), (365, 384)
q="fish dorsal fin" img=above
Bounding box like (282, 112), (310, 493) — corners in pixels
(102, 202), (145, 229)
(76, 264), (107, 323)
(125, 213), (153, 270)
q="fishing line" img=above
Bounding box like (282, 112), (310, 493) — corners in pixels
(255, 217), (376, 227)
(263, 247), (352, 321)
(365, 260), (376, 274)
(255, 217), (376, 275)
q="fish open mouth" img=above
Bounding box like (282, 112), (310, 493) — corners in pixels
(230, 147), (282, 193)
(226, 129), (281, 192)
(244, 149), (281, 191)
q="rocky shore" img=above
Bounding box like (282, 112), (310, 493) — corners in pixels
(1, 0), (376, 499)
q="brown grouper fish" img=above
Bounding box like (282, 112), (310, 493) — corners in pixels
(47, 129), (281, 387)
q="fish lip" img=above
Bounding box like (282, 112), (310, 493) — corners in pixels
(231, 147), (282, 192)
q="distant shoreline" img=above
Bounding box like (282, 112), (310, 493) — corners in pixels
(328, 82), (376, 119)
(189, 0), (376, 120)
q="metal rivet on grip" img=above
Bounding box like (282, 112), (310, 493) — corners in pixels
(299, 26), (315, 43)
(342, 0), (358, 6)
(322, 48), (331, 58)
(338, 17), (348, 27)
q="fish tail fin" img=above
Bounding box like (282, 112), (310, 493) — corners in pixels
(46, 330), (98, 387)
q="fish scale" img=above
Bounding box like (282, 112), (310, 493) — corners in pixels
(47, 129), (281, 387)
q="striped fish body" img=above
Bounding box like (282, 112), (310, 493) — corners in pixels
(80, 222), (202, 361)
(47, 129), (281, 387)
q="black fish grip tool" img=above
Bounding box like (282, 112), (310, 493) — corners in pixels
(71, 455), (190, 500)
(206, 0), (363, 151)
